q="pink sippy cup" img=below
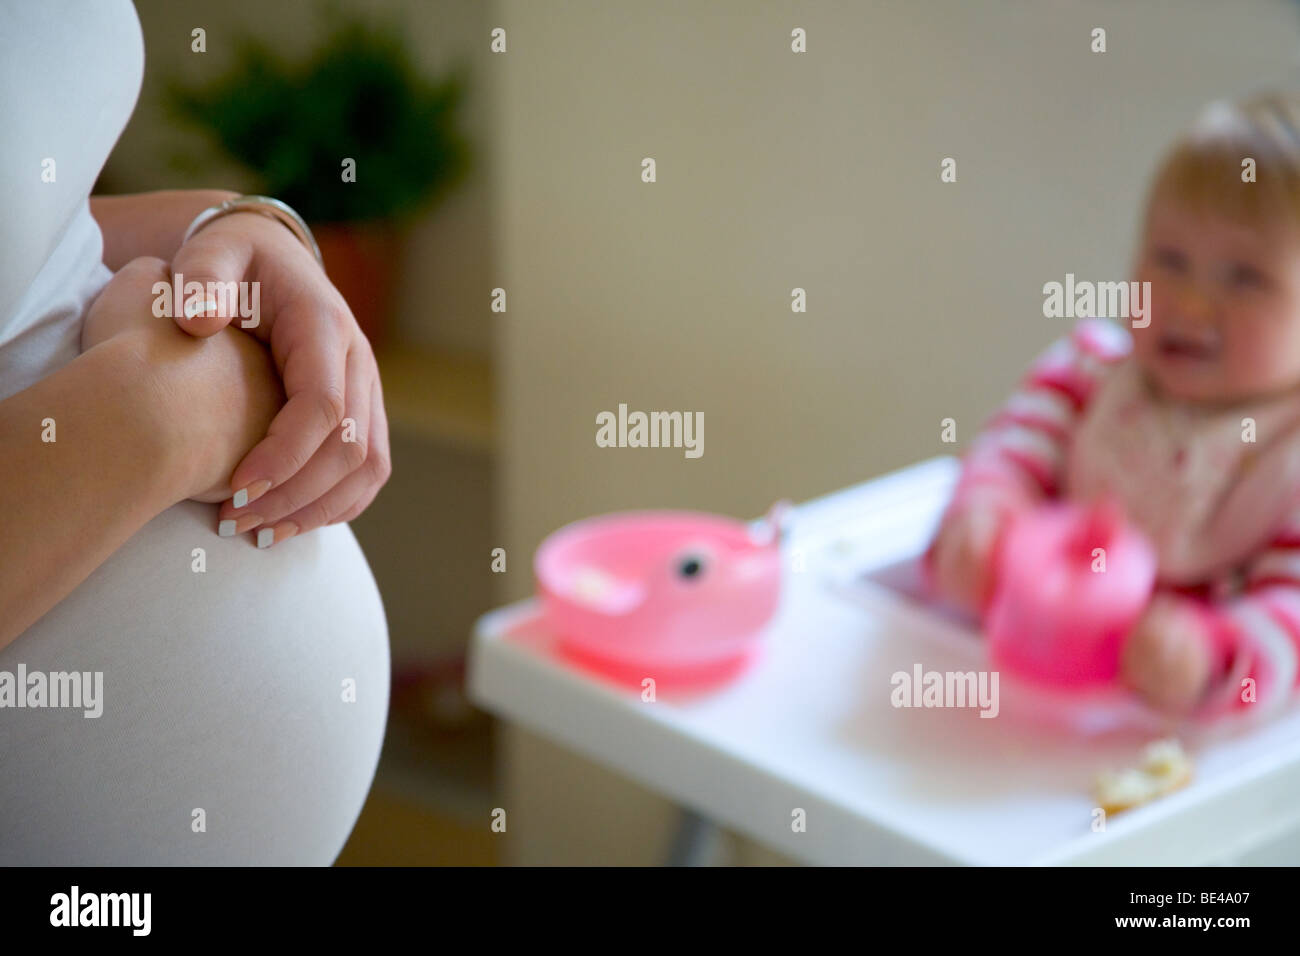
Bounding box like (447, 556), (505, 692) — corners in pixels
(984, 497), (1157, 687)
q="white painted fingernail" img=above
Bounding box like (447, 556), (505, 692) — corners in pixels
(184, 297), (218, 319)
(219, 519), (236, 537)
(257, 527), (275, 549)
(233, 488), (249, 508)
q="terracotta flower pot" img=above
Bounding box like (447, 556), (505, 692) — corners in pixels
(311, 221), (403, 347)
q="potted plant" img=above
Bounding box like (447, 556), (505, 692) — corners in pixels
(169, 11), (471, 345)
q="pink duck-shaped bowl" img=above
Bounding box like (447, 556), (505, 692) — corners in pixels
(535, 504), (788, 687)
(985, 498), (1157, 687)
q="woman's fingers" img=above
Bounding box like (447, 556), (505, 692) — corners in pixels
(261, 428), (390, 544)
(220, 347), (373, 530)
(168, 228), (255, 337)
(332, 374), (392, 524)
(226, 321), (350, 506)
(274, 376), (391, 541)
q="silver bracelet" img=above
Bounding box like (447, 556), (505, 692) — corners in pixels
(181, 194), (324, 268)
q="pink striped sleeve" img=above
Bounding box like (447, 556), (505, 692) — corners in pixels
(923, 319), (1129, 590)
(1190, 505), (1300, 719)
(947, 318), (1128, 507)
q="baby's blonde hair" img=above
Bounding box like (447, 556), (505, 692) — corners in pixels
(1147, 91), (1300, 231)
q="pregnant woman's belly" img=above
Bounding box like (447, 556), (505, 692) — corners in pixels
(0, 499), (389, 864)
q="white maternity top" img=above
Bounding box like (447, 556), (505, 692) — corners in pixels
(0, 0), (389, 864)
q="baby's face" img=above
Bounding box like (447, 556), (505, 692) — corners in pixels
(1132, 193), (1300, 404)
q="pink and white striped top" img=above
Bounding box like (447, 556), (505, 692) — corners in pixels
(931, 318), (1300, 719)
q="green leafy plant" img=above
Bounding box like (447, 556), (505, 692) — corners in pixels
(169, 12), (471, 223)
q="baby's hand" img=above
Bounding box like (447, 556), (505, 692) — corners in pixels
(928, 488), (1020, 617)
(1120, 594), (1214, 715)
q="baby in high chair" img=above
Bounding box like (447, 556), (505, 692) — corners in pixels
(926, 91), (1300, 720)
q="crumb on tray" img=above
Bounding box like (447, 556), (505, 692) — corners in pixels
(1095, 738), (1193, 815)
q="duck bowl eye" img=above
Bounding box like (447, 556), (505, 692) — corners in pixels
(676, 554), (706, 579)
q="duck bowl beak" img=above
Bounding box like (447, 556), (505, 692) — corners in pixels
(749, 499), (793, 547)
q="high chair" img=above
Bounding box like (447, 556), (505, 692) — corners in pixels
(469, 457), (1300, 865)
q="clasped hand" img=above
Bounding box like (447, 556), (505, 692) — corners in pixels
(82, 211), (391, 546)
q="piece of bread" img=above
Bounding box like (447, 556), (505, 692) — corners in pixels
(1094, 738), (1194, 815)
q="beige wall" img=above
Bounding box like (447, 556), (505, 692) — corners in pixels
(489, 0), (1300, 863)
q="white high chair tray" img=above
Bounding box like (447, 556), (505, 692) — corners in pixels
(468, 457), (1300, 865)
